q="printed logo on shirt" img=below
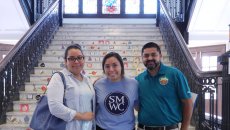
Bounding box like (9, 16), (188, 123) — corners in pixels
(159, 76), (168, 86)
(104, 92), (129, 115)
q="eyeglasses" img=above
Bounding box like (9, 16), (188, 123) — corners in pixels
(67, 56), (84, 62)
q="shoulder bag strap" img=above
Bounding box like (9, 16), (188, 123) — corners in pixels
(56, 72), (67, 105)
(44, 71), (67, 105)
(56, 72), (67, 90)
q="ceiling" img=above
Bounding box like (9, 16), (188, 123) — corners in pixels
(188, 0), (230, 47)
(0, 0), (29, 45)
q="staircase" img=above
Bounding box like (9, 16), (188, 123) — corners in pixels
(0, 23), (170, 130)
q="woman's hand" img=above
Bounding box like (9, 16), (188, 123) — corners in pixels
(74, 112), (94, 121)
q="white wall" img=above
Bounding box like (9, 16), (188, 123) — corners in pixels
(0, 0), (29, 45)
(188, 0), (230, 51)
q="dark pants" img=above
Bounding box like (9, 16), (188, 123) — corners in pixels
(96, 125), (135, 130)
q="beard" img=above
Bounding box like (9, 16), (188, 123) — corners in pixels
(144, 60), (160, 71)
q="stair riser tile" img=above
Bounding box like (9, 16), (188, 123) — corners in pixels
(33, 68), (145, 76)
(53, 36), (162, 41)
(39, 58), (169, 68)
(33, 69), (61, 75)
(42, 55), (169, 63)
(57, 30), (159, 34)
(60, 27), (158, 30)
(37, 62), (64, 68)
(46, 50), (142, 56)
(51, 40), (164, 45)
(33, 61), (170, 78)
(0, 126), (30, 130)
(24, 83), (48, 93)
(29, 70), (104, 82)
(30, 68), (148, 82)
(60, 28), (159, 31)
(19, 93), (44, 101)
(44, 50), (168, 57)
(13, 103), (37, 112)
(6, 114), (32, 125)
(36, 62), (148, 70)
(34, 61), (171, 76)
(59, 26), (158, 29)
(49, 44), (148, 50)
(59, 29), (159, 32)
(34, 69), (151, 78)
(55, 32), (161, 36)
(61, 24), (158, 28)
(29, 76), (52, 82)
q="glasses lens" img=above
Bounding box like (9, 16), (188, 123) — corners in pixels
(67, 57), (75, 61)
(67, 56), (84, 62)
(77, 56), (84, 61)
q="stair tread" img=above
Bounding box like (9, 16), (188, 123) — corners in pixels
(6, 111), (33, 115)
(49, 43), (164, 46)
(0, 123), (29, 127)
(25, 82), (48, 84)
(33, 67), (148, 69)
(13, 100), (37, 103)
(53, 37), (162, 40)
(19, 91), (44, 94)
(51, 39), (163, 42)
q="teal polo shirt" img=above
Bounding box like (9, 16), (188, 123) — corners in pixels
(135, 63), (191, 126)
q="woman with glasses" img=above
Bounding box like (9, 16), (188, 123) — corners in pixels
(94, 52), (138, 130)
(47, 44), (95, 130)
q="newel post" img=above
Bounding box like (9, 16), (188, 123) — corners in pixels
(218, 50), (230, 130)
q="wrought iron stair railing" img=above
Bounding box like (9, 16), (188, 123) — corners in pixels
(161, 0), (197, 43)
(157, 0), (223, 129)
(19, 0), (56, 25)
(0, 0), (62, 124)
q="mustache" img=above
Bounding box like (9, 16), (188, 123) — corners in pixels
(146, 60), (157, 64)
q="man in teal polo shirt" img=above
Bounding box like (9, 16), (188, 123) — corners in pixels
(136, 42), (193, 130)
